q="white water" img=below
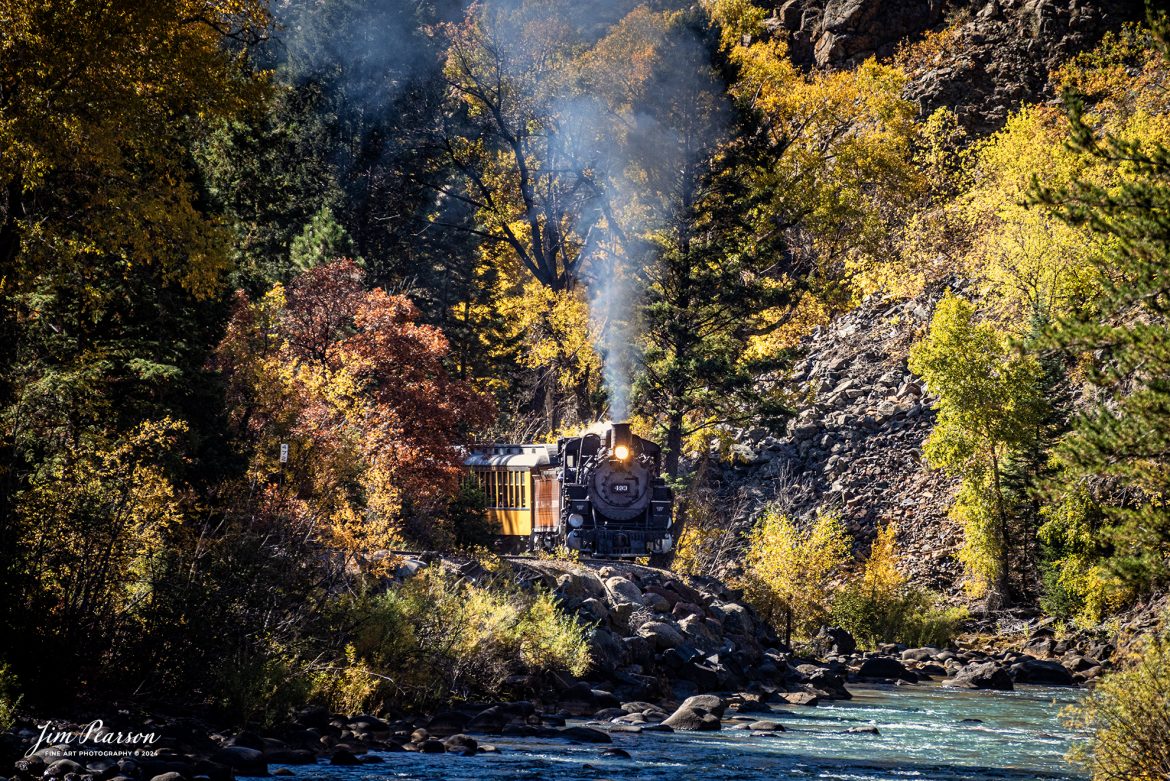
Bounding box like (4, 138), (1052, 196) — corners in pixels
(274, 684), (1087, 781)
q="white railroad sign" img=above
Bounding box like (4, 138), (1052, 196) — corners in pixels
(279, 443), (289, 463)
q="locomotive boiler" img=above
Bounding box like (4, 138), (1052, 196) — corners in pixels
(464, 422), (675, 559)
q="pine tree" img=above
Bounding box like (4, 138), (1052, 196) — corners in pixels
(290, 206), (355, 274)
(1034, 5), (1170, 590)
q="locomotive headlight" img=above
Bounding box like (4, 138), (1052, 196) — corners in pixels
(568, 513), (585, 528)
(613, 444), (630, 461)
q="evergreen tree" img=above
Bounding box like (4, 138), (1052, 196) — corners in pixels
(1034, 4), (1170, 590)
(290, 206), (355, 273)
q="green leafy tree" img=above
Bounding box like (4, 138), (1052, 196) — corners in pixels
(0, 0), (269, 700)
(909, 293), (1049, 607)
(611, 7), (794, 478)
(198, 81), (344, 291)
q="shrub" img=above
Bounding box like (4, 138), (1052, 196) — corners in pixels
(0, 664), (21, 731)
(315, 567), (590, 712)
(740, 508), (851, 645)
(310, 645), (383, 716)
(833, 585), (967, 649)
(1068, 630), (1170, 780)
(214, 644), (312, 728)
(444, 480), (500, 550)
(1039, 485), (1131, 627)
(829, 526), (967, 648)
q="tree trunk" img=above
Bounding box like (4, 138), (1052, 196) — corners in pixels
(665, 408), (683, 478)
(990, 450), (1012, 609)
(543, 373), (559, 435)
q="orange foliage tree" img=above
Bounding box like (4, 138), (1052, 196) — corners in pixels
(217, 259), (493, 560)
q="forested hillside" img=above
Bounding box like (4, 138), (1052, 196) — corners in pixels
(2, 0), (1170, 776)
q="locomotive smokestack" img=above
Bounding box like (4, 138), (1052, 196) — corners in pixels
(609, 422), (632, 461)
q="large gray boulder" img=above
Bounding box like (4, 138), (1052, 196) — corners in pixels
(813, 626), (857, 656)
(1012, 658), (1074, 686)
(720, 603), (754, 636)
(559, 726), (611, 743)
(944, 661), (1014, 691)
(211, 747), (267, 776)
(588, 627), (627, 672)
(637, 620), (685, 651)
(605, 576), (645, 605)
(857, 656), (915, 681)
(678, 614), (720, 649)
(662, 695), (726, 731)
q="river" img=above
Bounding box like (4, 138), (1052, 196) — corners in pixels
(274, 684), (1087, 781)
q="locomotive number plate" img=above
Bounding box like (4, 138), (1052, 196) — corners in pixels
(612, 484), (629, 493)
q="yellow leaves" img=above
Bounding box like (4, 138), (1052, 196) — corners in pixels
(746, 292), (830, 360)
(1054, 24), (1170, 126)
(1, 0), (270, 299)
(505, 280), (601, 394)
(15, 417), (188, 624)
(940, 106), (1108, 327)
(740, 508), (851, 639)
(220, 261), (493, 562)
(860, 524), (906, 597)
(717, 28), (923, 302)
(864, 28), (1169, 325)
(1069, 632), (1170, 781)
(516, 590), (591, 677)
(704, 0), (767, 50)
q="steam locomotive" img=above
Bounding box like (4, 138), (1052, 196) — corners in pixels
(464, 422), (675, 559)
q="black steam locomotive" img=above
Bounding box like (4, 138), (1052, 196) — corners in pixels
(464, 422), (675, 559)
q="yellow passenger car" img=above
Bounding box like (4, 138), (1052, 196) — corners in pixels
(465, 443), (561, 548)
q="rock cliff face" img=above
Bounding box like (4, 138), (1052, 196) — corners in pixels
(721, 289), (964, 592)
(770, 0), (1143, 133)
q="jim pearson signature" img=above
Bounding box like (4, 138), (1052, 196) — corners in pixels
(26, 721), (159, 758)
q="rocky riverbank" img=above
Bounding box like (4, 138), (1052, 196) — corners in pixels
(0, 555), (1118, 781)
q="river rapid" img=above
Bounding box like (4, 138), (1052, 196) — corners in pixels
(274, 684), (1087, 781)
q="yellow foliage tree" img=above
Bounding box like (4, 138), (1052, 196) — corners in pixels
(859, 524), (906, 597)
(909, 293), (1048, 606)
(1068, 631), (1170, 781)
(830, 523), (968, 648)
(15, 419), (186, 655)
(740, 509), (851, 645)
(705, 3), (924, 350)
(0, 0), (270, 298)
(503, 281), (603, 430)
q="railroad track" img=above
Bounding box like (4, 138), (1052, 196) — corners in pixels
(381, 549), (676, 576)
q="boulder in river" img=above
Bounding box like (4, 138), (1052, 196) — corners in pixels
(329, 750), (360, 766)
(748, 720), (785, 731)
(857, 656), (915, 681)
(944, 661), (1014, 691)
(425, 711), (469, 737)
(1012, 658), (1074, 686)
(780, 691), (820, 706)
(559, 726), (611, 743)
(662, 695), (726, 731)
(212, 746), (267, 776)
